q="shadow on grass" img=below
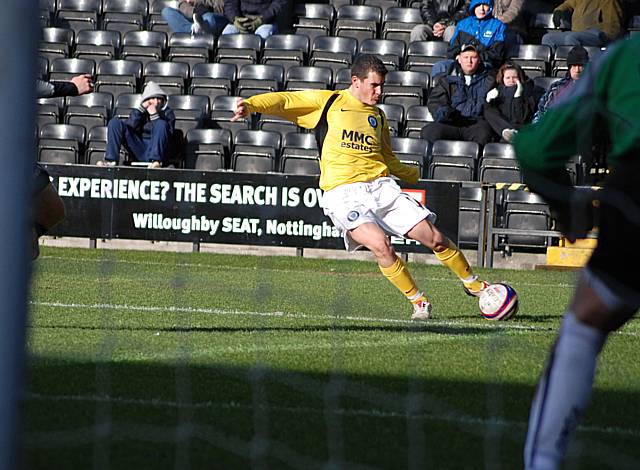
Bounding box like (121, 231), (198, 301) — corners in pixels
(24, 359), (640, 470)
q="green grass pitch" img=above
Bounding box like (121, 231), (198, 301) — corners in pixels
(25, 247), (640, 469)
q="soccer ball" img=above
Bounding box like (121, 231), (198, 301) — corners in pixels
(478, 283), (519, 321)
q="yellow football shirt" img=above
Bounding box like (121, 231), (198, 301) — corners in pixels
(243, 89), (419, 191)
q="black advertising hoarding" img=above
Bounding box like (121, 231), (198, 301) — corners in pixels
(44, 165), (459, 253)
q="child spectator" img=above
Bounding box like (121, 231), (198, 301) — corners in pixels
(483, 62), (537, 142)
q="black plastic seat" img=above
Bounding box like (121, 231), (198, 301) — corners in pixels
(184, 128), (231, 170)
(377, 103), (404, 136)
(38, 123), (86, 164)
(310, 36), (358, 74)
(404, 105), (434, 138)
(112, 92), (143, 119)
(96, 59), (142, 100)
(215, 33), (262, 66)
(262, 34), (309, 73)
(232, 129), (282, 173)
(458, 186), (483, 247)
(167, 33), (215, 67)
(210, 95), (251, 137)
(49, 57), (96, 82)
(74, 29), (121, 65)
(382, 70), (429, 111)
(86, 125), (108, 164)
(236, 64), (284, 97)
(39, 27), (74, 60)
(503, 189), (551, 249)
(189, 62), (236, 101)
(527, 12), (558, 44)
(335, 5), (382, 44)
(333, 67), (352, 90)
(143, 61), (190, 95)
(391, 137), (429, 177)
(382, 7), (421, 43)
(285, 66), (333, 91)
(121, 30), (167, 67)
(168, 94), (210, 134)
(293, 3), (334, 42)
(479, 158), (522, 184)
(359, 38), (406, 70)
(55, 0), (101, 32)
(428, 140), (480, 182)
(507, 44), (552, 78)
(405, 41), (448, 73)
(65, 92), (113, 133)
(102, 0), (148, 33)
(280, 132), (320, 175)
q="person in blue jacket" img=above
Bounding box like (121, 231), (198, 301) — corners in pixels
(432, 0), (506, 77)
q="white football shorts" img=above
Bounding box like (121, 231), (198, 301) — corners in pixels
(320, 177), (436, 252)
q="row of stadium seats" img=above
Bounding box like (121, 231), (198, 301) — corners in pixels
(40, 28), (606, 78)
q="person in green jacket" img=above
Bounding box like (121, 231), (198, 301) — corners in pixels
(514, 36), (640, 469)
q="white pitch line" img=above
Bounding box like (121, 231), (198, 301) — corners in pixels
(38, 255), (577, 289)
(26, 392), (640, 439)
(31, 300), (556, 333)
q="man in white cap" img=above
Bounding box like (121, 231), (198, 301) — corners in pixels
(99, 82), (176, 168)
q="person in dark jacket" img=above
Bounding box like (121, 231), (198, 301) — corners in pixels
(483, 62), (537, 142)
(36, 74), (93, 98)
(410, 0), (469, 43)
(99, 82), (176, 168)
(421, 44), (495, 145)
(221, 0), (287, 39)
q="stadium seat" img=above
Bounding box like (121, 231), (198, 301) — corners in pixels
(65, 92), (113, 133)
(333, 67), (352, 90)
(55, 0), (101, 33)
(377, 103), (404, 136)
(96, 59), (142, 100)
(38, 123), (86, 164)
(236, 64), (284, 98)
(382, 70), (429, 111)
(527, 12), (558, 44)
(232, 129), (281, 173)
(189, 62), (236, 101)
(184, 128), (231, 171)
(403, 105), (434, 138)
(36, 102), (60, 129)
(532, 76), (562, 94)
(167, 33), (215, 67)
(210, 95), (251, 137)
(49, 57), (96, 82)
(310, 36), (358, 74)
(358, 38), (406, 70)
(102, 0), (148, 33)
(121, 30), (167, 67)
(482, 142), (516, 160)
(506, 44), (552, 78)
(428, 140), (480, 182)
(215, 33), (262, 66)
(478, 158), (522, 184)
(143, 61), (190, 96)
(502, 189), (552, 250)
(458, 186), (483, 248)
(391, 136), (430, 177)
(74, 30), (121, 65)
(293, 3), (334, 42)
(112, 92), (142, 119)
(38, 56), (49, 80)
(262, 34), (309, 73)
(148, 0), (175, 33)
(86, 125), (108, 165)
(39, 27), (74, 61)
(381, 7), (421, 43)
(280, 132), (320, 175)
(285, 66), (333, 91)
(167, 94), (210, 135)
(363, 0), (400, 17)
(335, 5), (382, 44)
(405, 40), (448, 74)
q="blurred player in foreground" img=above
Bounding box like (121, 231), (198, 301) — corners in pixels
(515, 36), (640, 469)
(231, 54), (489, 320)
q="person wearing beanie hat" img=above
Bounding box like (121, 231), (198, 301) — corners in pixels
(99, 82), (176, 168)
(542, 0), (623, 48)
(532, 45), (589, 123)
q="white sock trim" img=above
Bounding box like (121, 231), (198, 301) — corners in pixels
(408, 291), (424, 302)
(461, 275), (477, 284)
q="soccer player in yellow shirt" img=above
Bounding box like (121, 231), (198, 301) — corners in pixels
(232, 54), (489, 320)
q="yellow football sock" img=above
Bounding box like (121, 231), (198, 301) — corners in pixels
(434, 239), (484, 291)
(379, 256), (426, 303)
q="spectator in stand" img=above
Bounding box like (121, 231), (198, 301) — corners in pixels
(421, 44), (495, 145)
(483, 62), (537, 142)
(542, 0), (624, 48)
(221, 0), (287, 40)
(409, 0), (469, 44)
(98, 82), (176, 168)
(431, 0), (506, 77)
(36, 74), (93, 98)
(532, 45), (589, 123)
(493, 0), (526, 46)
(162, 0), (228, 36)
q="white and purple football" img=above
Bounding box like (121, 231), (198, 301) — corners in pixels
(478, 283), (519, 321)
